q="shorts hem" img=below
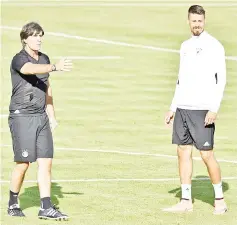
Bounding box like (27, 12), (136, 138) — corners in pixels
(195, 147), (214, 151)
(14, 159), (36, 163)
(172, 142), (193, 146)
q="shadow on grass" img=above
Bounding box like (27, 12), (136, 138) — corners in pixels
(168, 175), (229, 206)
(19, 182), (83, 210)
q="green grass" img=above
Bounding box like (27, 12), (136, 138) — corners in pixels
(1, 2), (237, 225)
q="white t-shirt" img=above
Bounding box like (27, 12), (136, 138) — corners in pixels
(170, 31), (226, 113)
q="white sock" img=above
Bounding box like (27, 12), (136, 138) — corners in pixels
(181, 184), (191, 200)
(212, 182), (224, 199)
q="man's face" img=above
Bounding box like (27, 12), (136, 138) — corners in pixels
(25, 30), (43, 51)
(188, 13), (205, 36)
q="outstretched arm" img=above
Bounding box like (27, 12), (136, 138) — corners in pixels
(20, 58), (72, 75)
(12, 54), (72, 75)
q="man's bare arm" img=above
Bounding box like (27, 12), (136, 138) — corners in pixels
(20, 63), (53, 75)
(46, 81), (55, 119)
(46, 81), (58, 131)
(20, 58), (72, 75)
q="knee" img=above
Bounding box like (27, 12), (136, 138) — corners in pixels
(177, 145), (192, 160)
(15, 162), (30, 173)
(200, 150), (214, 163)
(37, 159), (52, 173)
(38, 165), (52, 174)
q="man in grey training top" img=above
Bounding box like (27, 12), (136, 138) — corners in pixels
(8, 22), (72, 220)
(164, 5), (227, 214)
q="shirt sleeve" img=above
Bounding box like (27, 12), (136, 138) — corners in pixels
(209, 44), (226, 113)
(170, 44), (183, 112)
(44, 54), (50, 64)
(11, 53), (30, 73)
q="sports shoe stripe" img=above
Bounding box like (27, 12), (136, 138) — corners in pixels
(38, 206), (68, 219)
(53, 210), (58, 216)
(50, 211), (56, 216)
(47, 209), (55, 216)
(50, 209), (58, 216)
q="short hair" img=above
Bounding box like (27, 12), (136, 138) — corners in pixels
(188, 5), (205, 18)
(20, 22), (44, 46)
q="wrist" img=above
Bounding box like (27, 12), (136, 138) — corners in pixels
(49, 117), (56, 121)
(51, 64), (57, 72)
(169, 106), (176, 113)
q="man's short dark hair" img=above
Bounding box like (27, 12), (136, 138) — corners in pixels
(20, 22), (44, 46)
(188, 5), (205, 18)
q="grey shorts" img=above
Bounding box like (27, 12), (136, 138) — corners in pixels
(172, 108), (215, 150)
(8, 113), (54, 162)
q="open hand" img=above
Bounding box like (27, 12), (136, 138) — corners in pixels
(55, 58), (73, 71)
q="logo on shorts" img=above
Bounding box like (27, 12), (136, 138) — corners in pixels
(22, 149), (29, 158)
(203, 142), (210, 147)
(14, 110), (20, 114)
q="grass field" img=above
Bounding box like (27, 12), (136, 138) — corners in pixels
(1, 0), (237, 224)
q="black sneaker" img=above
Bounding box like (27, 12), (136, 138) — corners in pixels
(38, 205), (69, 221)
(7, 204), (25, 217)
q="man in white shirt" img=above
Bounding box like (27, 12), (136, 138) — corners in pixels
(163, 5), (227, 214)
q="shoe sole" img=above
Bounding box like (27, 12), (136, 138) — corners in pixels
(213, 208), (227, 215)
(7, 211), (25, 217)
(39, 216), (69, 221)
(8, 214), (25, 217)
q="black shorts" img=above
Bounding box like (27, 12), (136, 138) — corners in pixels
(8, 113), (54, 162)
(172, 108), (215, 150)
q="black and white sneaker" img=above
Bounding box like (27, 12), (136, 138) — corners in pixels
(38, 205), (69, 221)
(7, 204), (25, 217)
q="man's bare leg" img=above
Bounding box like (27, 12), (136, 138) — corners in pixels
(200, 150), (227, 214)
(9, 162), (29, 205)
(37, 158), (52, 209)
(163, 145), (193, 212)
(178, 145), (193, 186)
(8, 162), (29, 217)
(37, 158), (69, 220)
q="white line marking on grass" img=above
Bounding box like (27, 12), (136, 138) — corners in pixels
(1, 26), (179, 53)
(2, 56), (122, 60)
(1, 2), (237, 7)
(1, 0), (235, 2)
(225, 56), (237, 61)
(2, 26), (236, 61)
(0, 114), (8, 118)
(0, 178), (180, 183)
(52, 56), (122, 60)
(1, 176), (237, 184)
(1, 144), (237, 164)
(1, 0), (233, 2)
